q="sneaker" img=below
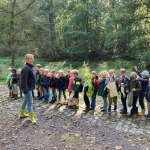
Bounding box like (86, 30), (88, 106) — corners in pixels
(147, 113), (150, 120)
(90, 108), (95, 110)
(120, 108), (123, 112)
(49, 99), (56, 104)
(83, 107), (90, 112)
(63, 102), (68, 105)
(101, 109), (107, 112)
(120, 110), (127, 114)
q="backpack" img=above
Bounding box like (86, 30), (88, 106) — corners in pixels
(145, 86), (150, 102)
(79, 83), (83, 92)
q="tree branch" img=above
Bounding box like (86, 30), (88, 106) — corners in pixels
(13, 0), (36, 18)
(0, 7), (11, 13)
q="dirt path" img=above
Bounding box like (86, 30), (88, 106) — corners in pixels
(0, 83), (150, 150)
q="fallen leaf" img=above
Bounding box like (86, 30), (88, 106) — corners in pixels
(114, 146), (122, 150)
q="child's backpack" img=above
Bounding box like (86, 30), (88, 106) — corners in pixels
(145, 86), (150, 102)
(79, 83), (83, 92)
(91, 77), (99, 93)
(75, 77), (83, 92)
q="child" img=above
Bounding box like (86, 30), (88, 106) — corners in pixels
(145, 78), (150, 119)
(35, 64), (41, 99)
(90, 71), (99, 110)
(49, 69), (57, 103)
(17, 69), (22, 98)
(106, 69), (119, 113)
(134, 66), (149, 116)
(68, 70), (75, 95)
(11, 68), (19, 99)
(126, 72), (142, 117)
(6, 68), (12, 97)
(119, 68), (130, 114)
(67, 70), (75, 106)
(98, 70), (109, 111)
(66, 69), (71, 90)
(38, 68), (44, 100)
(83, 73), (94, 112)
(56, 70), (67, 103)
(72, 69), (82, 108)
(40, 69), (50, 102)
(44, 66), (51, 99)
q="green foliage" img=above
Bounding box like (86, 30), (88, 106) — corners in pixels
(0, 0), (150, 66)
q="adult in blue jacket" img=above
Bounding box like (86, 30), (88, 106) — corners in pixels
(20, 54), (36, 124)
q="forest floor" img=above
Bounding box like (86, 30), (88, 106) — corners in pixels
(0, 83), (150, 150)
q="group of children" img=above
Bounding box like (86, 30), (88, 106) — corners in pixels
(6, 64), (150, 119)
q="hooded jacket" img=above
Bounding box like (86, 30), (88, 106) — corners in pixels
(84, 73), (94, 97)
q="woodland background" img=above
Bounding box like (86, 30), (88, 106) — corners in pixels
(0, 0), (149, 67)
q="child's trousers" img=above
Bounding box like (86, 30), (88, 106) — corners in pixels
(139, 92), (145, 109)
(147, 101), (150, 112)
(108, 94), (117, 106)
(43, 87), (50, 101)
(121, 93), (127, 111)
(58, 90), (66, 100)
(12, 84), (18, 95)
(84, 92), (90, 108)
(91, 93), (96, 109)
(102, 97), (108, 110)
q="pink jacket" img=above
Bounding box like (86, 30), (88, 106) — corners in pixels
(68, 76), (75, 91)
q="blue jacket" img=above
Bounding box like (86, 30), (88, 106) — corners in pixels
(11, 73), (19, 84)
(119, 75), (130, 93)
(136, 70), (149, 92)
(20, 63), (36, 94)
(40, 75), (50, 88)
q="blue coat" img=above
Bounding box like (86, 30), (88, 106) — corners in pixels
(11, 73), (19, 84)
(40, 75), (50, 88)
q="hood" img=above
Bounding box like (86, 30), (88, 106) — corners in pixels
(84, 73), (92, 80)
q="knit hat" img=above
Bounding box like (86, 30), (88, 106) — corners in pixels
(141, 70), (149, 77)
(11, 68), (17, 73)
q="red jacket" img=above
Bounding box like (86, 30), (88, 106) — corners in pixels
(92, 76), (99, 93)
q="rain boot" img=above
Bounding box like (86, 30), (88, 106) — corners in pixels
(127, 108), (134, 117)
(20, 109), (29, 118)
(29, 112), (36, 124)
(138, 109), (145, 116)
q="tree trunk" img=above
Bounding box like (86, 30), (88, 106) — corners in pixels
(10, 0), (16, 67)
(85, 0), (89, 63)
